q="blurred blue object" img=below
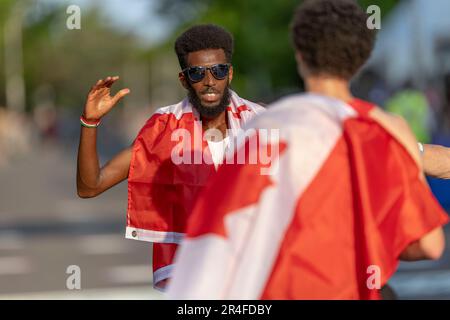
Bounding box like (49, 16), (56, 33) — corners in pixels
(428, 177), (450, 211)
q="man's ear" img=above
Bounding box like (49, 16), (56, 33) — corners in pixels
(295, 51), (308, 78)
(179, 72), (189, 89)
(295, 51), (303, 65)
(228, 65), (233, 84)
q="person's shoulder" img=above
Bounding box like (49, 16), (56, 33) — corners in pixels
(146, 99), (193, 124)
(250, 93), (302, 121)
(261, 93), (352, 121)
(137, 98), (193, 135)
(370, 107), (422, 168)
(152, 98), (192, 119)
(241, 98), (266, 114)
(370, 106), (414, 138)
(245, 93), (350, 133)
(228, 90), (265, 114)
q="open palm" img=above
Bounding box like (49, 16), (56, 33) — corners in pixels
(84, 76), (130, 121)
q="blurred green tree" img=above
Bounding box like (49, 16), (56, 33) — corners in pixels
(22, 4), (144, 111)
(156, 0), (400, 103)
(0, 0), (27, 110)
(0, 0), (402, 111)
(0, 1), (148, 112)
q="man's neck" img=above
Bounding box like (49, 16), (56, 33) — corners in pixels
(201, 111), (228, 140)
(305, 75), (354, 103)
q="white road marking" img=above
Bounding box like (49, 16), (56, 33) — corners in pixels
(105, 265), (153, 285)
(77, 234), (130, 255)
(0, 286), (164, 300)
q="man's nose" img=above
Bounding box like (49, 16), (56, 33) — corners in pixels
(203, 69), (216, 86)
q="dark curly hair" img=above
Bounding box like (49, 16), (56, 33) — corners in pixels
(291, 0), (376, 79)
(174, 24), (234, 70)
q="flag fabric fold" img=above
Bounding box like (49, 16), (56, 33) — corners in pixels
(125, 90), (264, 289)
(167, 93), (448, 299)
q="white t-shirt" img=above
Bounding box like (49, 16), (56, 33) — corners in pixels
(207, 136), (230, 170)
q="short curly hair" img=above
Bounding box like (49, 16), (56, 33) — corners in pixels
(291, 0), (376, 79)
(174, 24), (234, 70)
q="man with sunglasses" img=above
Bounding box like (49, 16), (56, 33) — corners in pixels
(76, 24), (264, 290)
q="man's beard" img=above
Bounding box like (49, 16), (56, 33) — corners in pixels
(188, 84), (231, 119)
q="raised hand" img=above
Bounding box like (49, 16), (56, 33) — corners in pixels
(83, 76), (130, 121)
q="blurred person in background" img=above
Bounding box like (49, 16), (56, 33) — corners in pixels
(385, 81), (431, 144)
(76, 24), (264, 290)
(32, 85), (59, 146)
(435, 73), (450, 142)
(168, 0), (448, 300)
(33, 104), (58, 145)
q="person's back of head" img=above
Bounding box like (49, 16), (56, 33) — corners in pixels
(290, 0), (376, 80)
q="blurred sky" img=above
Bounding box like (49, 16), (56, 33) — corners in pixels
(40, 0), (175, 46)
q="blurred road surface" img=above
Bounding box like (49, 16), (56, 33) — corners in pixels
(0, 142), (162, 299)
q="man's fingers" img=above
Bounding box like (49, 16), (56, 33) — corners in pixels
(111, 88), (130, 105)
(105, 76), (120, 88)
(90, 79), (103, 92)
(99, 76), (112, 89)
(90, 76), (120, 93)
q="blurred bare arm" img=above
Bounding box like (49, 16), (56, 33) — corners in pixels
(370, 110), (446, 262)
(76, 76), (131, 198)
(399, 226), (446, 261)
(422, 144), (450, 179)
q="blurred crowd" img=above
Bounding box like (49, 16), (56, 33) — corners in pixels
(354, 71), (450, 146)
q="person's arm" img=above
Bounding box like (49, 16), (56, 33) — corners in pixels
(422, 144), (450, 179)
(77, 76), (131, 198)
(397, 143), (449, 260)
(399, 226), (445, 261)
(370, 109), (446, 261)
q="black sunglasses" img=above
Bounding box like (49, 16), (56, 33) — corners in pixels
(182, 63), (231, 83)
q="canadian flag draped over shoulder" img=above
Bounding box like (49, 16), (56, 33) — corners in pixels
(167, 93), (449, 299)
(125, 90), (264, 289)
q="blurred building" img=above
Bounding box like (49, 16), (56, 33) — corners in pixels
(368, 0), (450, 89)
